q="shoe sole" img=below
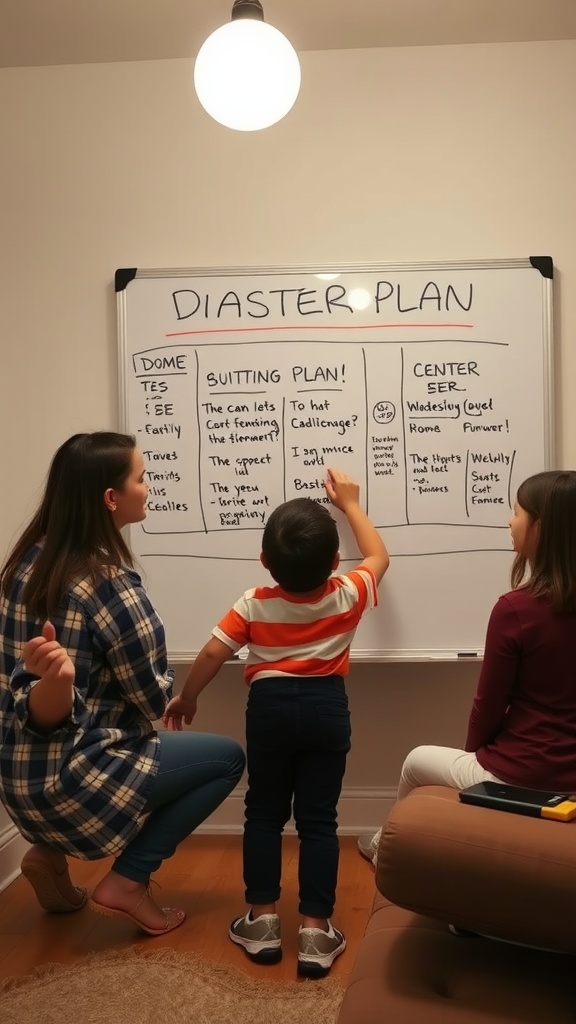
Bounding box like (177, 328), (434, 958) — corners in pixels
(21, 863), (88, 913)
(229, 931), (282, 964)
(357, 845), (377, 864)
(297, 937), (346, 977)
(298, 960), (332, 978)
(88, 897), (186, 936)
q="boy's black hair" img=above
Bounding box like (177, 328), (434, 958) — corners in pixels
(262, 497), (339, 593)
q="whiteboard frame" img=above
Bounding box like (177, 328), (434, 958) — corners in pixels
(117, 257), (555, 661)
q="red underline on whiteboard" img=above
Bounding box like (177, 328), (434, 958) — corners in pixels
(165, 323), (474, 337)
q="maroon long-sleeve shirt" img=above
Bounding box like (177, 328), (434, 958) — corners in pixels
(466, 588), (576, 790)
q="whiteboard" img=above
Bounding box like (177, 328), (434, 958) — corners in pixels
(116, 259), (554, 661)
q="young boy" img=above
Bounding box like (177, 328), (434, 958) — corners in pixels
(163, 468), (389, 976)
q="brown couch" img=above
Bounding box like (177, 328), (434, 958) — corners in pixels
(337, 786), (576, 1023)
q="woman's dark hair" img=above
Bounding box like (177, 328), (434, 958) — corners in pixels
(262, 497), (339, 592)
(0, 432), (136, 617)
(511, 470), (576, 612)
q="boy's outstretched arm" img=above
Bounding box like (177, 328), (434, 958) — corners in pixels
(325, 467), (390, 584)
(162, 635), (232, 730)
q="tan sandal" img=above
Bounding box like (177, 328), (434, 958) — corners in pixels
(21, 848), (88, 913)
(88, 884), (186, 937)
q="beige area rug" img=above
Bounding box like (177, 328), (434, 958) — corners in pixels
(0, 947), (344, 1024)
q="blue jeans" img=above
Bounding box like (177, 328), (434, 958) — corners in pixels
(114, 731), (245, 883)
(243, 677), (351, 918)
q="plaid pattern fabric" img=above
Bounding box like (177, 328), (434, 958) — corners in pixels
(0, 545), (173, 859)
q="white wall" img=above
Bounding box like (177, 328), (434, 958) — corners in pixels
(1, 40), (575, 861)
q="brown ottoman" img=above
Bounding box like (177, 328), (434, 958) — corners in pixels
(336, 786), (576, 1024)
(337, 894), (576, 1024)
(378, 785), (576, 953)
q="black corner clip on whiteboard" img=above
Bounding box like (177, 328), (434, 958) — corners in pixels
(115, 268), (138, 291)
(529, 256), (553, 279)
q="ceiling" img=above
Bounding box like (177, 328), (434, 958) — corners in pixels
(2, 0), (576, 69)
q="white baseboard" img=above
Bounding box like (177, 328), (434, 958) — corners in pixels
(0, 823), (29, 893)
(0, 787), (396, 890)
(196, 785), (397, 835)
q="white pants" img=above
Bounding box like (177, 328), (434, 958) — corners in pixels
(397, 745), (503, 800)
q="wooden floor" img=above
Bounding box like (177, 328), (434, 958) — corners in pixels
(0, 836), (376, 985)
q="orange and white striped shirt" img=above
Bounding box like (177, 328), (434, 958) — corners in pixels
(212, 565), (378, 685)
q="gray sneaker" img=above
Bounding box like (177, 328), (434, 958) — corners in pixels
(297, 921), (346, 977)
(357, 827), (382, 866)
(229, 911), (282, 964)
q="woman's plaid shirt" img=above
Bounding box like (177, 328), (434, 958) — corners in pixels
(0, 545), (173, 858)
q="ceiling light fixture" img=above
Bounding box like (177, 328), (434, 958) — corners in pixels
(194, 0), (301, 132)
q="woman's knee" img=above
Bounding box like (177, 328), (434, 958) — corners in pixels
(204, 734), (245, 781)
(158, 730), (245, 780)
(224, 738), (246, 781)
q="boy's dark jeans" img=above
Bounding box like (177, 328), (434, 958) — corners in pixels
(243, 675), (351, 918)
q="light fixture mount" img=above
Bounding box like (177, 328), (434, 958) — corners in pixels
(231, 0), (264, 20)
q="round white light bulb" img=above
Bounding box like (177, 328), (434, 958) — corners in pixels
(194, 20), (301, 131)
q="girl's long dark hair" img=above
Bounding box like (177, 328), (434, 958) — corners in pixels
(0, 432), (136, 617)
(511, 470), (576, 612)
